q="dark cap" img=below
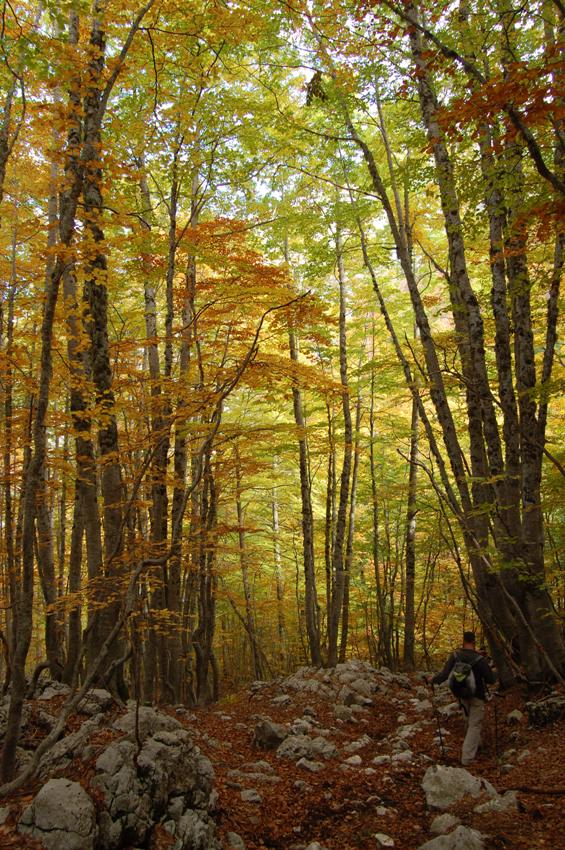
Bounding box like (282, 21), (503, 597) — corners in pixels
(463, 630), (476, 644)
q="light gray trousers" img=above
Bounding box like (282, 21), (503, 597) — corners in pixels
(460, 696), (485, 765)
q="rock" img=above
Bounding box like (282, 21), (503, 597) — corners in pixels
(422, 766), (497, 810)
(344, 735), (372, 753)
(474, 790), (518, 814)
(92, 721), (218, 849)
(430, 814), (461, 836)
(296, 758), (323, 773)
(113, 705), (182, 741)
(37, 711), (57, 731)
(500, 764), (514, 775)
(271, 694), (291, 707)
(254, 718), (289, 749)
(413, 699), (433, 712)
(18, 778), (97, 850)
(517, 749), (530, 764)
(418, 826), (485, 850)
(397, 723), (419, 739)
(245, 760), (276, 775)
(0, 806), (11, 825)
(305, 843), (328, 850)
(38, 682), (72, 700)
(226, 833), (246, 850)
(240, 789), (262, 803)
(525, 694), (565, 727)
(333, 705), (354, 722)
(227, 768), (281, 785)
(392, 751), (413, 763)
(79, 688), (113, 716)
(276, 734), (335, 762)
(291, 718), (313, 735)
(372, 755), (391, 766)
(506, 709), (523, 725)
(310, 736), (338, 759)
(375, 833), (395, 847)
(343, 755), (362, 766)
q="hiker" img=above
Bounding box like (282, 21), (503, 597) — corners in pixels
(427, 631), (496, 766)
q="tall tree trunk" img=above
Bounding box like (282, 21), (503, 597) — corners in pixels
(327, 226), (353, 667)
(81, 6), (126, 696)
(271, 471), (287, 666)
(339, 393), (362, 663)
(285, 239), (321, 666)
(235, 447), (263, 680)
(193, 452), (218, 704)
(403, 395), (418, 671)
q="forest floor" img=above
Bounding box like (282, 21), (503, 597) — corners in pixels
(191, 674), (564, 850)
(1, 668), (563, 850)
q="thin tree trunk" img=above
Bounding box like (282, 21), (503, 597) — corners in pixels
(327, 226), (353, 667)
(271, 472), (287, 666)
(235, 447), (263, 680)
(403, 395), (418, 670)
(339, 393), (362, 663)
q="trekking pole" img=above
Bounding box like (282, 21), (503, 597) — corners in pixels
(431, 683), (447, 761)
(493, 691), (500, 766)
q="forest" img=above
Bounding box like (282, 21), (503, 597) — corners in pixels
(0, 0), (563, 793)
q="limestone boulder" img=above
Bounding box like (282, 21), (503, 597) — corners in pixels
(18, 778), (97, 850)
(422, 766), (497, 810)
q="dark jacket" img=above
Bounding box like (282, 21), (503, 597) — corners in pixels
(431, 648), (496, 700)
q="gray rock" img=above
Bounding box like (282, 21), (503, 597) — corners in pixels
(430, 814), (461, 835)
(245, 760), (276, 774)
(0, 806), (10, 825)
(305, 843), (328, 850)
(333, 704), (354, 722)
(291, 718), (313, 735)
(226, 832), (246, 850)
(517, 749), (530, 764)
(422, 765), (497, 810)
(343, 755), (362, 766)
(473, 790), (518, 814)
(92, 722), (217, 849)
(18, 778), (97, 850)
(506, 709), (524, 725)
(271, 694), (291, 707)
(525, 694), (565, 727)
(310, 736), (337, 759)
(413, 699), (433, 712)
(344, 735), (372, 753)
(172, 809), (219, 850)
(38, 682), (72, 700)
(297, 757), (323, 772)
(349, 677), (374, 698)
(276, 734), (313, 761)
(418, 826), (485, 850)
(375, 833), (395, 847)
(392, 751), (413, 763)
(241, 789), (262, 803)
(79, 688), (113, 716)
(254, 718), (289, 749)
(227, 768), (281, 785)
(113, 705), (182, 741)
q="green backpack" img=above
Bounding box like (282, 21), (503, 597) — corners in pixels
(448, 652), (480, 699)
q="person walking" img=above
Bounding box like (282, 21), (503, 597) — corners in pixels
(427, 631), (496, 766)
